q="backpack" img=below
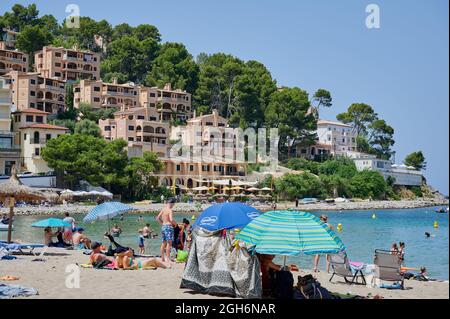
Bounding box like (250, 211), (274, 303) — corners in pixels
(293, 274), (336, 299)
(270, 269), (294, 299)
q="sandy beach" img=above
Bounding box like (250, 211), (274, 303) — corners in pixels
(2, 198), (448, 216)
(0, 248), (447, 299)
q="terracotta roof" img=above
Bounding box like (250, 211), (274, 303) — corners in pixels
(12, 108), (50, 115)
(19, 123), (69, 130)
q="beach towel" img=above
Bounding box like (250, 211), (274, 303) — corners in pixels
(180, 228), (262, 299)
(0, 283), (38, 299)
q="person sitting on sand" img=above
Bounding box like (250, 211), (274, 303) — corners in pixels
(44, 227), (58, 246)
(72, 227), (92, 249)
(111, 224), (122, 238)
(258, 254), (291, 297)
(115, 249), (169, 270)
(90, 242), (116, 268)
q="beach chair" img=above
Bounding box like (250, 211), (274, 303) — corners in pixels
(329, 252), (366, 285)
(0, 241), (46, 256)
(373, 249), (404, 288)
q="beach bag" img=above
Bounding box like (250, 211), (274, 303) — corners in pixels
(176, 250), (188, 263)
(293, 275), (335, 299)
(271, 270), (294, 299)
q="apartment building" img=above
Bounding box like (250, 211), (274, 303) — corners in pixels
(73, 78), (139, 110)
(160, 109), (246, 190)
(1, 28), (19, 50)
(99, 106), (170, 158)
(7, 71), (66, 114)
(139, 83), (193, 122)
(12, 108), (69, 173)
(0, 76), (20, 176)
(35, 46), (100, 82)
(295, 119), (357, 159)
(0, 45), (28, 75)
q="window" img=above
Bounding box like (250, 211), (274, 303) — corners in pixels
(34, 148), (40, 156)
(189, 165), (194, 171)
(46, 134), (51, 141)
(54, 72), (61, 77)
(30, 91), (36, 96)
(137, 115), (145, 120)
(55, 62), (61, 67)
(149, 117), (157, 121)
(128, 126), (134, 131)
(30, 79), (36, 85)
(128, 137), (134, 141)
(35, 116), (43, 123)
(128, 115), (134, 120)
(150, 103), (155, 107)
(150, 93), (156, 97)
(94, 87), (100, 92)
(93, 97), (100, 102)
(30, 103), (35, 108)
(74, 87), (80, 93)
(104, 126), (111, 131)
(26, 115), (33, 122)
(176, 165), (181, 171)
(55, 52), (61, 57)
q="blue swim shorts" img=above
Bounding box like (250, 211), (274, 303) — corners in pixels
(161, 225), (174, 242)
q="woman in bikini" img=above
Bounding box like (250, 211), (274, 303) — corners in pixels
(115, 250), (170, 270)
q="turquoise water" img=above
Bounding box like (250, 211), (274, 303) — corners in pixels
(1, 206), (448, 280)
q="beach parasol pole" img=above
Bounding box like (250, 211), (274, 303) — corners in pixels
(7, 196), (15, 243)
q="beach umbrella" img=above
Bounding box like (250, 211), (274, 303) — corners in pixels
(31, 218), (71, 228)
(260, 187), (272, 191)
(193, 202), (261, 231)
(236, 210), (345, 264)
(83, 202), (135, 230)
(247, 187), (260, 192)
(0, 165), (45, 243)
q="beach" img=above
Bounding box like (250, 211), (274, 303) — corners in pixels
(2, 198), (448, 216)
(1, 248), (448, 299)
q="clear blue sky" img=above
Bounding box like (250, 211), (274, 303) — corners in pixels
(2, 0), (449, 194)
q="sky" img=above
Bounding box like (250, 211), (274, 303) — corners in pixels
(1, 0), (449, 194)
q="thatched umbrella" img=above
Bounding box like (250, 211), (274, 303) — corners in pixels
(0, 166), (45, 243)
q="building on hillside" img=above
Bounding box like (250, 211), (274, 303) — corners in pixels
(12, 108), (69, 173)
(0, 76), (20, 176)
(1, 28), (19, 50)
(160, 109), (247, 190)
(294, 119), (357, 159)
(139, 83), (193, 122)
(35, 46), (100, 82)
(99, 106), (170, 158)
(0, 45), (28, 75)
(7, 71), (66, 114)
(353, 155), (423, 187)
(73, 78), (139, 110)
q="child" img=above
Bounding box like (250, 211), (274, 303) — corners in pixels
(138, 229), (145, 255)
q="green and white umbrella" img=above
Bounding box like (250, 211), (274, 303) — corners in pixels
(236, 210), (345, 257)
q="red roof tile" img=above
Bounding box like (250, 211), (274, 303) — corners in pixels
(12, 108), (50, 115)
(19, 123), (69, 130)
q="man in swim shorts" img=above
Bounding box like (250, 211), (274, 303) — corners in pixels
(156, 198), (176, 263)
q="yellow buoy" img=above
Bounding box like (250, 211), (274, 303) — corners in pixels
(372, 214), (376, 219)
(337, 223), (343, 232)
(191, 215), (196, 221)
(434, 221), (439, 228)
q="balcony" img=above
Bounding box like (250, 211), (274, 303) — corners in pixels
(30, 138), (49, 145)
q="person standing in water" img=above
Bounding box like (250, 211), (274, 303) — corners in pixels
(313, 215), (333, 273)
(156, 198), (176, 263)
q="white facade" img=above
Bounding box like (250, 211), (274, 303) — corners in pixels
(316, 120), (357, 155)
(353, 157), (423, 187)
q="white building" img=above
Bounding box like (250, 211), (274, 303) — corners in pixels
(295, 119), (357, 159)
(353, 156), (423, 187)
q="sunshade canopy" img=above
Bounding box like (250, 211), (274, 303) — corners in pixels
(236, 210), (345, 256)
(83, 202), (135, 223)
(32, 218), (71, 228)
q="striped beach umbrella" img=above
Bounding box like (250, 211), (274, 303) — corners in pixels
(236, 210), (345, 256)
(83, 202), (135, 223)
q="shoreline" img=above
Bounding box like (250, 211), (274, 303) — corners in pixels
(1, 248), (448, 299)
(1, 198), (448, 216)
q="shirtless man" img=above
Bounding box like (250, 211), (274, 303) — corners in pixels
(72, 227), (92, 249)
(44, 227), (57, 246)
(156, 198), (176, 263)
(90, 242), (115, 268)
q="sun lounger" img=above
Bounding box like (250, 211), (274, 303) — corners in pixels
(0, 241), (46, 256)
(329, 252), (366, 285)
(373, 249), (404, 288)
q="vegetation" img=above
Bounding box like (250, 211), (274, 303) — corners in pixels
(404, 151), (427, 170)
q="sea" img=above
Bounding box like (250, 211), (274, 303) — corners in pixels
(1, 206), (448, 280)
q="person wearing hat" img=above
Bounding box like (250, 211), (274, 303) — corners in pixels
(156, 198), (177, 263)
(89, 241), (116, 268)
(72, 227), (92, 250)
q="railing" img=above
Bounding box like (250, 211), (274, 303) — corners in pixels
(30, 138), (49, 145)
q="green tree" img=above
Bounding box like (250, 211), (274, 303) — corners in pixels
(145, 42), (199, 94)
(404, 151), (427, 170)
(78, 103), (117, 123)
(1, 4), (39, 31)
(102, 139), (129, 194)
(312, 88), (332, 117)
(318, 158), (358, 179)
(285, 158), (320, 175)
(275, 173), (323, 200)
(367, 119), (395, 160)
(265, 87), (317, 159)
(336, 103), (378, 136)
(16, 24), (53, 64)
(50, 119), (76, 133)
(74, 119), (101, 137)
(319, 174), (350, 198)
(125, 152), (164, 200)
(348, 170), (387, 199)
